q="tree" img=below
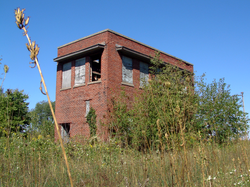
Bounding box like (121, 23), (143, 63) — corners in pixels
(31, 100), (55, 125)
(0, 89), (30, 137)
(29, 100), (55, 137)
(195, 76), (249, 143)
(86, 107), (97, 137)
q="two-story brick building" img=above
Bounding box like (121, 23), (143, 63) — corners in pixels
(54, 29), (193, 141)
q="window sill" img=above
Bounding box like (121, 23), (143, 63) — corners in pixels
(121, 82), (134, 87)
(139, 85), (148, 89)
(73, 84), (85, 88)
(88, 81), (102, 85)
(60, 87), (71, 91)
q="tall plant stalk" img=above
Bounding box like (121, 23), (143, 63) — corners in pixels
(14, 8), (73, 187)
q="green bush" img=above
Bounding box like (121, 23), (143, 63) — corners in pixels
(87, 107), (97, 137)
(0, 89), (30, 137)
(108, 52), (249, 149)
(195, 75), (249, 143)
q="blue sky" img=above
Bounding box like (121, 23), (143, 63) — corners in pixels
(0, 0), (249, 120)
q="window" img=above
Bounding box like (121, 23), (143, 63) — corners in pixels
(75, 57), (85, 85)
(90, 54), (101, 82)
(140, 62), (149, 87)
(60, 123), (70, 143)
(86, 100), (90, 117)
(122, 56), (133, 84)
(62, 62), (71, 89)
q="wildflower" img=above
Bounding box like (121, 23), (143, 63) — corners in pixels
(165, 133), (168, 139)
(207, 176), (212, 181)
(38, 135), (42, 139)
(164, 81), (171, 88)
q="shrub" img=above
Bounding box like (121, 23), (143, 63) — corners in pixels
(86, 107), (97, 137)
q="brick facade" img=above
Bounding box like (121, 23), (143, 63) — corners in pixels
(54, 29), (193, 141)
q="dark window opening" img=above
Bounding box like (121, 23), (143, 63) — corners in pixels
(90, 54), (101, 82)
(60, 123), (70, 143)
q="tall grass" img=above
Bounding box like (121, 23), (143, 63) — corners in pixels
(0, 134), (250, 186)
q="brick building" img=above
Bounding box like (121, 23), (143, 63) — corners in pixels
(54, 29), (193, 141)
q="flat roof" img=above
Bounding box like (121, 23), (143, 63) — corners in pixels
(57, 29), (193, 66)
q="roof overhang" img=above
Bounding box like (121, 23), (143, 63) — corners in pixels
(116, 45), (191, 71)
(54, 43), (105, 62)
(116, 44), (151, 63)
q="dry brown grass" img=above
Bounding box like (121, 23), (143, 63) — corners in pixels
(0, 134), (250, 186)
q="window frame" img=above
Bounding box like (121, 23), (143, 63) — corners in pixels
(60, 123), (70, 143)
(85, 100), (90, 117)
(122, 56), (133, 84)
(89, 54), (102, 82)
(140, 61), (149, 87)
(62, 62), (72, 89)
(75, 57), (86, 86)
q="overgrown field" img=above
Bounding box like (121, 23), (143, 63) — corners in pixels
(1, 41), (249, 186)
(0, 134), (250, 187)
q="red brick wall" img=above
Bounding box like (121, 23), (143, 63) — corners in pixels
(55, 30), (193, 141)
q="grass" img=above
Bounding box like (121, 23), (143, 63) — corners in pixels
(0, 134), (250, 187)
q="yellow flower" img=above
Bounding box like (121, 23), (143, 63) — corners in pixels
(38, 135), (43, 140)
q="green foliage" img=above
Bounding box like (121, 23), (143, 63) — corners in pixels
(0, 89), (30, 137)
(109, 53), (197, 149)
(195, 75), (249, 143)
(108, 52), (249, 148)
(31, 100), (55, 125)
(86, 107), (97, 136)
(108, 90), (134, 145)
(29, 100), (55, 138)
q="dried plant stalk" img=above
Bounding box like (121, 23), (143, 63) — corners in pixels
(14, 8), (73, 187)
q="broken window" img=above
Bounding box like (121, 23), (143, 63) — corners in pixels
(90, 54), (101, 82)
(75, 57), (86, 85)
(60, 123), (70, 143)
(86, 100), (90, 117)
(122, 56), (133, 84)
(140, 62), (149, 87)
(62, 62), (71, 89)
